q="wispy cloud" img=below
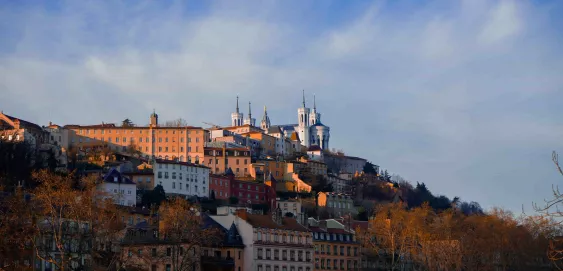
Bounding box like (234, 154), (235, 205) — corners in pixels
(1, 0), (562, 211)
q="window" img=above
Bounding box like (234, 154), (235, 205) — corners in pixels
(266, 249), (271, 259)
(258, 248), (263, 259)
(167, 247), (172, 256)
(257, 232), (262, 241)
(282, 250), (287, 260)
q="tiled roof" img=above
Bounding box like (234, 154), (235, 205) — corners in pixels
(267, 126), (282, 134)
(2, 113), (43, 131)
(102, 168), (136, 185)
(238, 213), (309, 232)
(307, 145), (322, 151)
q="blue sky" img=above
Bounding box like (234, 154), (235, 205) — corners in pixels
(1, 0), (563, 213)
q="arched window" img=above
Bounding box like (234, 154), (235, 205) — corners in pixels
(180, 155), (184, 162)
(195, 156), (199, 164)
(188, 156), (192, 162)
(165, 155), (169, 160)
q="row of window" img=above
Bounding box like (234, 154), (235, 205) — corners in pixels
(314, 232), (355, 242)
(314, 244), (358, 256)
(77, 128), (201, 135)
(257, 248), (311, 262)
(158, 163), (202, 173)
(256, 232), (312, 244)
(315, 258), (358, 270)
(327, 202), (352, 209)
(157, 172), (206, 184)
(168, 182), (206, 194)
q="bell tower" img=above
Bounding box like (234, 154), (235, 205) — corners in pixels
(231, 96), (244, 126)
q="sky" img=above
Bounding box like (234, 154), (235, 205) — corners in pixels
(1, 0), (563, 213)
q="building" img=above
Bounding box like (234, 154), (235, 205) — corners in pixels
(327, 174), (347, 194)
(210, 173), (233, 200)
(308, 218), (361, 271)
(323, 154), (366, 175)
(98, 168), (137, 206)
(0, 111), (48, 147)
(203, 146), (251, 177)
(126, 171), (155, 191)
(153, 159), (210, 198)
(317, 193), (357, 217)
(277, 199), (303, 221)
(63, 111), (209, 163)
(230, 178), (271, 206)
(229, 91), (330, 150)
(120, 213), (244, 271)
(211, 209), (315, 271)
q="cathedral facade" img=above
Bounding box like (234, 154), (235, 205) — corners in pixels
(231, 91), (330, 150)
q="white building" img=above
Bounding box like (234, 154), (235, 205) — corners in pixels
(211, 209), (314, 271)
(230, 91), (330, 150)
(98, 168), (137, 206)
(153, 159), (210, 198)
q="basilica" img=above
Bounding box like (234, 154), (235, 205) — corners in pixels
(230, 91), (330, 150)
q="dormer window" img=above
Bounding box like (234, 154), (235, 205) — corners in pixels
(113, 177), (118, 183)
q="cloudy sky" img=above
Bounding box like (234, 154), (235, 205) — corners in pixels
(1, 0), (562, 212)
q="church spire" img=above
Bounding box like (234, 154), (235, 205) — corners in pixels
(302, 89), (306, 108)
(248, 101), (252, 119)
(236, 96), (240, 113)
(314, 94), (316, 110)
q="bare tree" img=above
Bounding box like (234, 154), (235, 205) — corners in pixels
(534, 151), (563, 269)
(121, 197), (223, 271)
(163, 118), (188, 128)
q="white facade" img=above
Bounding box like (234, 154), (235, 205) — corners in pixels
(153, 160), (210, 198)
(98, 180), (136, 206)
(210, 213), (314, 271)
(277, 199), (302, 218)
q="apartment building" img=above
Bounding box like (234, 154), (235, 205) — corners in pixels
(153, 159), (210, 198)
(308, 218), (361, 271)
(317, 193), (357, 217)
(98, 168), (137, 206)
(63, 111), (208, 163)
(211, 209), (315, 271)
(203, 146), (251, 177)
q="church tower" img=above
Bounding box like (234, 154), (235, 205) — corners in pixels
(231, 96), (244, 126)
(150, 109), (158, 127)
(296, 90), (311, 147)
(243, 102), (256, 126)
(309, 94), (321, 125)
(260, 106), (271, 131)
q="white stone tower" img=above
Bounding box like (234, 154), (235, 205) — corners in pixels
(231, 96), (244, 126)
(260, 105), (271, 131)
(296, 90), (311, 147)
(309, 94), (321, 125)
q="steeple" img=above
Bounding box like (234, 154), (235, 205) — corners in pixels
(261, 105), (271, 131)
(313, 94), (316, 110)
(302, 89), (306, 108)
(243, 101), (256, 126)
(231, 96), (244, 126)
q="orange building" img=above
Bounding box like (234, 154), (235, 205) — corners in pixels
(309, 218), (361, 271)
(241, 131), (276, 156)
(203, 146), (252, 177)
(63, 112), (209, 163)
